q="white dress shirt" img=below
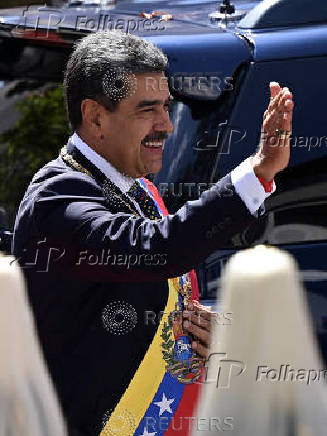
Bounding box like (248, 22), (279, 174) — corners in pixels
(71, 133), (275, 216)
(71, 133), (144, 216)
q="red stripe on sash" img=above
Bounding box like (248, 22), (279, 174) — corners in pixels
(165, 371), (204, 435)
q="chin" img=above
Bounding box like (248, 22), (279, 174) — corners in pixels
(137, 159), (162, 178)
(148, 162), (162, 175)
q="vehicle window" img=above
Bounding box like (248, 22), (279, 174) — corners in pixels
(198, 56), (327, 300)
(154, 97), (229, 211)
(212, 56), (327, 247)
(245, 156), (327, 246)
(155, 65), (247, 213)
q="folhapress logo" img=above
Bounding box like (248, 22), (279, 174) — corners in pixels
(203, 353), (246, 389)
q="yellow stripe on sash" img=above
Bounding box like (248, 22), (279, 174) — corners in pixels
(100, 278), (180, 436)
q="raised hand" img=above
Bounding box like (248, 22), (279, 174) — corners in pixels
(253, 81), (294, 182)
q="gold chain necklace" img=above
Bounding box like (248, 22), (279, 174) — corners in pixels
(60, 148), (191, 302)
(60, 146), (141, 217)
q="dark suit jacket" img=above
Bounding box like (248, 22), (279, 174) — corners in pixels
(12, 147), (257, 435)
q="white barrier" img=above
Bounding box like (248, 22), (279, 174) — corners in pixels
(0, 253), (66, 436)
(193, 245), (327, 436)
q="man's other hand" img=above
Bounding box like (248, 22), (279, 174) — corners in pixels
(183, 300), (213, 360)
(253, 81), (294, 182)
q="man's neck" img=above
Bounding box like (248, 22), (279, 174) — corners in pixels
(71, 132), (136, 193)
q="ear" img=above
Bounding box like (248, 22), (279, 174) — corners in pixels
(80, 99), (104, 137)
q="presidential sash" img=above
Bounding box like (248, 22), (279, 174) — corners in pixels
(100, 178), (204, 436)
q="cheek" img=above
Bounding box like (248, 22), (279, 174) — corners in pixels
(130, 128), (149, 152)
(140, 149), (163, 172)
(136, 118), (154, 140)
(139, 145), (148, 162)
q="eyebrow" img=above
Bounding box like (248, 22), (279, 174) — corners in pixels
(135, 96), (174, 109)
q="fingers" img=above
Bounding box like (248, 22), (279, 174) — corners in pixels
(183, 301), (213, 324)
(268, 87), (292, 115)
(282, 98), (294, 132)
(183, 301), (213, 359)
(183, 308), (211, 331)
(183, 317), (209, 345)
(255, 82), (294, 179)
(191, 300), (213, 321)
(264, 86), (294, 137)
(275, 90), (293, 138)
(191, 340), (208, 360)
(270, 81), (280, 100)
(264, 93), (284, 131)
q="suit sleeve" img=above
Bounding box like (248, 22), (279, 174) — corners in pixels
(33, 172), (257, 281)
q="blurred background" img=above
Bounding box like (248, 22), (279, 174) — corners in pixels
(1, 0), (62, 6)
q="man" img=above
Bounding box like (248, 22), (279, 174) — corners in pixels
(13, 30), (293, 436)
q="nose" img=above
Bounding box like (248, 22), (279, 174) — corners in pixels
(153, 109), (174, 134)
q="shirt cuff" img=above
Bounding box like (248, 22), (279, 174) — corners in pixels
(231, 157), (276, 216)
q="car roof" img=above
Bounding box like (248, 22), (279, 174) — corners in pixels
(1, 0), (327, 87)
(2, 0), (327, 37)
(0, 1), (268, 38)
(238, 0), (327, 29)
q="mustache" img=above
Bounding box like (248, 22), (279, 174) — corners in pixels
(142, 132), (168, 142)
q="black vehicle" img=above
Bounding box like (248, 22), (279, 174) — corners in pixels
(1, 0), (327, 362)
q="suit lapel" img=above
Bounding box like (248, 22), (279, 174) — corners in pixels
(64, 141), (140, 217)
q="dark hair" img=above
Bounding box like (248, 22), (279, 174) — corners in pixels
(64, 30), (168, 130)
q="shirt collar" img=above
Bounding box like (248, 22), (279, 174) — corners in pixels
(71, 132), (136, 193)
